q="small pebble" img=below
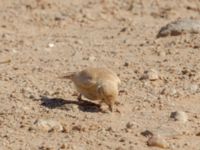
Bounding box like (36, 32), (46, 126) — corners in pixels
(170, 111), (188, 123)
(157, 18), (200, 38)
(196, 132), (200, 136)
(160, 87), (177, 96)
(126, 122), (134, 129)
(62, 125), (70, 133)
(88, 55), (96, 61)
(147, 135), (168, 148)
(141, 130), (153, 137)
(189, 84), (199, 93)
(72, 125), (86, 132)
(115, 146), (124, 150)
(60, 144), (66, 149)
(12, 49), (18, 53)
(120, 27), (127, 33)
(34, 119), (63, 132)
(124, 62), (129, 67)
(48, 43), (54, 48)
(140, 69), (159, 81)
(74, 40), (83, 45)
(119, 137), (126, 143)
(158, 51), (166, 57)
(0, 59), (11, 64)
(106, 127), (115, 132)
(147, 69), (159, 81)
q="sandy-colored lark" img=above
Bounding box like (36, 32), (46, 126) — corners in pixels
(61, 67), (121, 111)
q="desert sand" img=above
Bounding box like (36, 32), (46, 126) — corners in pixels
(0, 0), (200, 150)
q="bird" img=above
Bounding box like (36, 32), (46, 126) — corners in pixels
(61, 67), (121, 111)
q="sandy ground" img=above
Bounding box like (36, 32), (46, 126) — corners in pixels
(0, 0), (200, 149)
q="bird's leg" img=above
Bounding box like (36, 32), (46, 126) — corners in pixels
(155, 0), (159, 8)
(99, 100), (103, 108)
(108, 104), (113, 112)
(139, 0), (144, 9)
(99, 99), (113, 112)
(99, 100), (107, 112)
(77, 94), (82, 101)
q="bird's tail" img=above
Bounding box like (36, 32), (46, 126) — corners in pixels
(59, 72), (76, 80)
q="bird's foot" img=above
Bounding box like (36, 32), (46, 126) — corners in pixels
(77, 94), (82, 101)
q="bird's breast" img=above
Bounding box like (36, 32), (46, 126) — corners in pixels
(75, 84), (99, 100)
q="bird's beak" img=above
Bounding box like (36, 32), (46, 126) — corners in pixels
(59, 75), (69, 79)
(58, 73), (74, 79)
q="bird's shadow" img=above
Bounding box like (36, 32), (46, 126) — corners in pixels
(40, 96), (101, 113)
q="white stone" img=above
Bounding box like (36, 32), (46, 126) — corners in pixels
(157, 18), (200, 38)
(189, 84), (199, 93)
(147, 135), (169, 148)
(12, 49), (18, 53)
(148, 69), (159, 81)
(48, 43), (54, 48)
(88, 56), (96, 61)
(170, 111), (188, 123)
(34, 119), (63, 132)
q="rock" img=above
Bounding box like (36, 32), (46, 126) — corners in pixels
(124, 62), (129, 67)
(141, 130), (153, 137)
(12, 49), (18, 53)
(147, 135), (169, 148)
(196, 132), (200, 136)
(147, 69), (159, 81)
(170, 111), (188, 123)
(140, 69), (159, 81)
(88, 124), (100, 131)
(83, 55), (96, 61)
(62, 125), (70, 133)
(34, 119), (63, 132)
(115, 146), (124, 150)
(74, 40), (83, 45)
(158, 51), (166, 57)
(60, 144), (65, 149)
(71, 104), (79, 111)
(48, 43), (54, 48)
(126, 122), (135, 129)
(0, 59), (11, 64)
(157, 18), (200, 38)
(72, 125), (86, 132)
(38, 145), (54, 150)
(120, 27), (127, 33)
(106, 126), (115, 132)
(183, 83), (199, 93)
(119, 137), (126, 142)
(62, 103), (79, 112)
(160, 87), (177, 96)
(189, 84), (199, 93)
(88, 55), (96, 61)
(169, 88), (177, 96)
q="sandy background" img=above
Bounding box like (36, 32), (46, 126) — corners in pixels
(0, 0), (200, 149)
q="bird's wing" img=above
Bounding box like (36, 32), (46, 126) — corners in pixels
(74, 70), (97, 89)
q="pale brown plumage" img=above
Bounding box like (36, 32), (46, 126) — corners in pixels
(61, 67), (121, 111)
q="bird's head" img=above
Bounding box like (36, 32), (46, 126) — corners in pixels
(98, 81), (118, 111)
